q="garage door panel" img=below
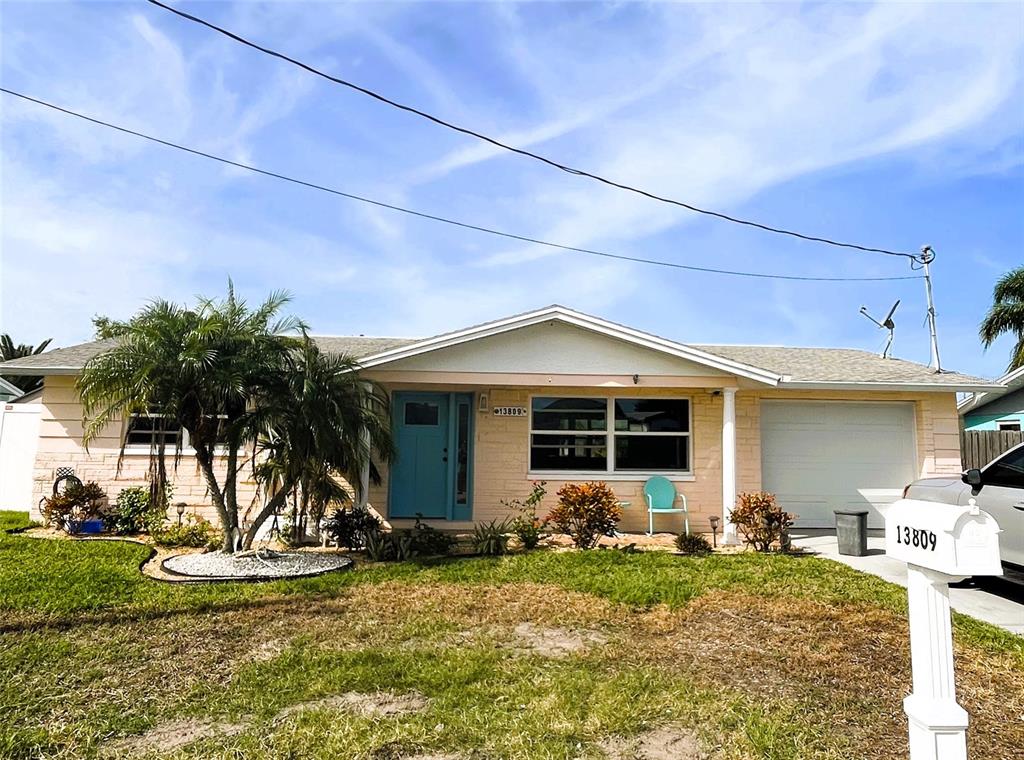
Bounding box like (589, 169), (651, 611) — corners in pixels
(761, 402), (916, 529)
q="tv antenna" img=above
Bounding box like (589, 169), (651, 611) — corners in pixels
(860, 299), (900, 359)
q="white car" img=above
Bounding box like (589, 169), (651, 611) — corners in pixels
(903, 442), (1024, 570)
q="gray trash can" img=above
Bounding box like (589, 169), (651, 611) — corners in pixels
(834, 510), (869, 557)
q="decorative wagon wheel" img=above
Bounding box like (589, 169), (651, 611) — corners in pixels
(52, 472), (83, 497)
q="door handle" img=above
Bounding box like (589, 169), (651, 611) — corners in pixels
(1013, 503), (1024, 512)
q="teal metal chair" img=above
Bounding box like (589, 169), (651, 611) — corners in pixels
(643, 476), (688, 536)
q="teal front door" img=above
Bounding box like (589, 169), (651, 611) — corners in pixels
(390, 392), (473, 520)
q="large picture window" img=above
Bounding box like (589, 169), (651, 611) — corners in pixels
(530, 397), (691, 473)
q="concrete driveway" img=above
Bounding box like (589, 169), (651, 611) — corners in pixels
(791, 529), (1024, 636)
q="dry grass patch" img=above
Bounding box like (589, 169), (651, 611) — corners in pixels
(276, 691), (428, 720)
(626, 591), (1024, 760)
(600, 726), (706, 760)
(99, 718), (248, 757)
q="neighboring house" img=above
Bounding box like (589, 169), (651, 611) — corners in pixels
(959, 365), (1024, 432)
(0, 377), (23, 402)
(0, 306), (1002, 530)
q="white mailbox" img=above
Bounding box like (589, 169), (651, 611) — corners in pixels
(885, 499), (1003, 578)
(884, 498), (1003, 760)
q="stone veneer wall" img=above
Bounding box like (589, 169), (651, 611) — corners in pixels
(32, 376), (963, 534)
(372, 385), (963, 533)
(29, 376), (259, 523)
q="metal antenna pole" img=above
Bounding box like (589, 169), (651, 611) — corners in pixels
(920, 246), (942, 373)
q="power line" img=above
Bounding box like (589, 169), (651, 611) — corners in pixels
(1, 88), (922, 284)
(147, 0), (920, 262)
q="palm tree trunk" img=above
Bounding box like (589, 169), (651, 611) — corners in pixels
(242, 487), (289, 550)
(193, 443), (233, 552)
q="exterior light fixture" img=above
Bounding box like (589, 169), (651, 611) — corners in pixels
(708, 515), (720, 547)
(175, 502), (187, 526)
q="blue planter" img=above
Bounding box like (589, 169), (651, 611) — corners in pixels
(79, 519), (104, 535)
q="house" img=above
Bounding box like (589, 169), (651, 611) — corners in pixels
(958, 365), (1024, 432)
(0, 306), (1002, 532)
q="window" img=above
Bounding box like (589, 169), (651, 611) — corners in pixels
(125, 414), (184, 448)
(985, 445), (1024, 488)
(404, 401), (439, 426)
(530, 397), (607, 471)
(997, 420), (1021, 432)
(530, 397), (691, 473)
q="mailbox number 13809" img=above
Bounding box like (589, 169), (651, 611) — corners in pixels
(895, 525), (937, 551)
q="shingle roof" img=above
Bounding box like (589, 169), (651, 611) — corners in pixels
(0, 336), (416, 373)
(0, 313), (998, 390)
(694, 345), (991, 387)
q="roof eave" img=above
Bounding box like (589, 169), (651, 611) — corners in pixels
(780, 380), (1005, 393)
(0, 365), (82, 376)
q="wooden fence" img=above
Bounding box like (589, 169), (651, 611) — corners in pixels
(960, 429), (1024, 470)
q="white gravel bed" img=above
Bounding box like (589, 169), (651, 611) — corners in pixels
(162, 549), (353, 580)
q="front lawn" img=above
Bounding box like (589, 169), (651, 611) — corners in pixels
(1, 510), (1021, 759)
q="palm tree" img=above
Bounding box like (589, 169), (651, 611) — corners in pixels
(78, 285), (303, 552)
(980, 267), (1024, 372)
(242, 337), (394, 550)
(1, 334), (53, 392)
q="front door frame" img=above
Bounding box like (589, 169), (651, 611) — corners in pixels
(389, 391), (475, 521)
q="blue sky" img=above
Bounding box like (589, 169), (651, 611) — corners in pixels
(1, 1), (1022, 378)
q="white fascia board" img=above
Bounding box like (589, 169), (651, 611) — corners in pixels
(359, 306), (781, 385)
(0, 366), (81, 376)
(957, 365), (1023, 413)
(780, 380), (1006, 393)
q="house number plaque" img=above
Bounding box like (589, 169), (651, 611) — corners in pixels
(493, 406), (527, 417)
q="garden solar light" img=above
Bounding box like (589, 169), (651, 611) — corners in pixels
(708, 515), (720, 547)
(176, 502), (186, 526)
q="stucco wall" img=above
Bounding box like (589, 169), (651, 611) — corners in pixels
(375, 385), (964, 534)
(29, 376), (259, 524)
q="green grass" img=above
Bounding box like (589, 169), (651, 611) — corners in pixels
(1, 510), (1020, 760)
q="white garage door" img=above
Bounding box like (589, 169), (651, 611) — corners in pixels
(761, 401), (917, 528)
(0, 404), (41, 512)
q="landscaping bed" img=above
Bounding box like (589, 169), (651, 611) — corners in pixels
(0, 510), (1021, 760)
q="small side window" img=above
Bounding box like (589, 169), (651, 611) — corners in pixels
(997, 420), (1022, 432)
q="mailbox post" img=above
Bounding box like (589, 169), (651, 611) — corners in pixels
(885, 498), (1002, 760)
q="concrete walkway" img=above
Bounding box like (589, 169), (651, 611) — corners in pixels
(791, 530), (1024, 636)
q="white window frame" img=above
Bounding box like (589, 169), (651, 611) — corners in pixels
(997, 419), (1022, 432)
(527, 395), (694, 480)
(123, 412), (230, 456)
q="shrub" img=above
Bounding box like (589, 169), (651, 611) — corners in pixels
(504, 481), (547, 549)
(323, 505), (381, 550)
(151, 514), (221, 549)
(405, 514), (455, 556)
(103, 487), (158, 535)
(471, 519), (511, 556)
(41, 481), (106, 533)
(362, 527), (393, 562)
(730, 491), (793, 552)
(675, 532), (713, 556)
(547, 482), (622, 550)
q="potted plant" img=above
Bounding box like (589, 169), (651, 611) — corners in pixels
(41, 481), (107, 534)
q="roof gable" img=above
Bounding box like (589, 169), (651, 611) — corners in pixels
(360, 306), (781, 384)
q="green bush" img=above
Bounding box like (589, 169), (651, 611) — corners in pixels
(41, 481), (106, 533)
(675, 532), (713, 556)
(404, 515), (455, 556)
(103, 487), (155, 534)
(471, 519), (511, 556)
(323, 505), (381, 550)
(504, 481), (547, 549)
(547, 482), (622, 550)
(151, 514), (221, 549)
(730, 492), (793, 552)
